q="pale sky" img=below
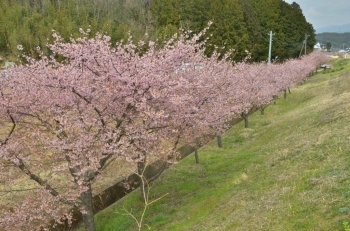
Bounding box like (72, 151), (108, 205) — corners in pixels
(284, 0), (350, 29)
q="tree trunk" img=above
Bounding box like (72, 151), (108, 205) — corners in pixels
(273, 95), (277, 105)
(137, 159), (148, 200)
(217, 135), (222, 148)
(241, 112), (249, 128)
(80, 184), (96, 231)
(260, 106), (265, 115)
(283, 89), (287, 99)
(194, 149), (199, 164)
(288, 87), (291, 94)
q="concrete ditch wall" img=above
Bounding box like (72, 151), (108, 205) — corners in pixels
(50, 145), (197, 230)
(51, 117), (243, 230)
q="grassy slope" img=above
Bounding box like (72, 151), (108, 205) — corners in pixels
(90, 58), (350, 231)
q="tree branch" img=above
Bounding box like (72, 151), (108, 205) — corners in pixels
(72, 87), (106, 127)
(15, 156), (77, 208)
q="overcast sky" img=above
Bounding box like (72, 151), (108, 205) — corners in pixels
(284, 0), (350, 29)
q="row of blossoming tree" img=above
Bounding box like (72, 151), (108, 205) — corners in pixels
(0, 25), (330, 231)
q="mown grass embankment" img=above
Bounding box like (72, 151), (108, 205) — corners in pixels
(87, 58), (350, 231)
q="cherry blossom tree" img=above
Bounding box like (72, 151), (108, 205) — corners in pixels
(0, 28), (215, 230)
(225, 51), (330, 128)
(275, 51), (330, 98)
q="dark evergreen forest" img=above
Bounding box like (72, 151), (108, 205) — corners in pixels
(0, 0), (315, 62)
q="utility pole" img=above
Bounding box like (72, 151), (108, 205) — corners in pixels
(304, 34), (309, 55)
(299, 42), (304, 58)
(268, 31), (274, 64)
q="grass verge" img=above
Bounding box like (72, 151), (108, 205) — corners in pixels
(84, 58), (350, 231)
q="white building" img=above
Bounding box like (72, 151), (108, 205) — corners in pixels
(314, 42), (322, 50)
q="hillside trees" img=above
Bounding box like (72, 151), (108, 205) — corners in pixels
(151, 0), (316, 62)
(282, 2), (316, 57)
(0, 0), (316, 62)
(151, 0), (251, 60)
(0, 0), (155, 58)
(241, 0), (282, 61)
(242, 0), (316, 61)
(205, 0), (249, 60)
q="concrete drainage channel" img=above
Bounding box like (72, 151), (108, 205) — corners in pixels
(50, 145), (197, 231)
(50, 117), (244, 230)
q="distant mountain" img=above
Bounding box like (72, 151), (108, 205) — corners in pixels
(316, 23), (350, 33)
(315, 32), (350, 50)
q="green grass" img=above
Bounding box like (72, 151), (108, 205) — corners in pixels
(86, 58), (350, 231)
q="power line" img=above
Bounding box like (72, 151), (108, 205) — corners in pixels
(240, 0), (304, 51)
(239, 0), (268, 40)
